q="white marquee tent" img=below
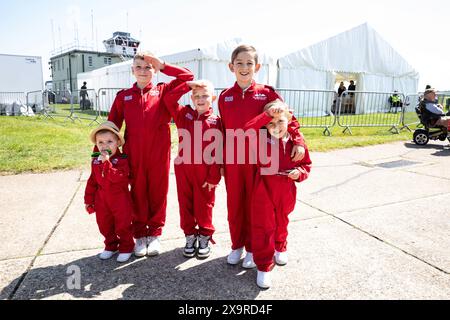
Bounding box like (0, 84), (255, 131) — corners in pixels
(277, 23), (419, 114)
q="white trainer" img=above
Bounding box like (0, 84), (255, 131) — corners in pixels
(116, 252), (132, 263)
(242, 252), (256, 269)
(99, 250), (117, 260)
(134, 237), (147, 257)
(147, 236), (161, 256)
(227, 247), (244, 265)
(256, 271), (272, 289)
(275, 251), (288, 266)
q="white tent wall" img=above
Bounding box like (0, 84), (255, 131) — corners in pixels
(277, 67), (332, 90)
(277, 67), (334, 116)
(77, 60), (134, 92)
(277, 23), (419, 114)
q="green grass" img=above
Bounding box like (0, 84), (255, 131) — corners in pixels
(49, 103), (108, 120)
(0, 117), (93, 175)
(0, 113), (420, 175)
(303, 126), (413, 152)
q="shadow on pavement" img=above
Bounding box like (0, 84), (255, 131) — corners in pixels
(2, 248), (263, 300)
(403, 142), (450, 156)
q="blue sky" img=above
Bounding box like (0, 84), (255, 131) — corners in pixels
(1, 0), (449, 90)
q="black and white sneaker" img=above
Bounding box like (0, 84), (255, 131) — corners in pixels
(183, 235), (197, 258)
(197, 235), (211, 258)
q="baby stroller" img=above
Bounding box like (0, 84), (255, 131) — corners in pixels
(413, 99), (450, 145)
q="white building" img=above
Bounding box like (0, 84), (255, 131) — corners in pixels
(0, 54), (43, 92)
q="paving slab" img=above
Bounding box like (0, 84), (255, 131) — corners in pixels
(337, 193), (450, 273)
(300, 165), (450, 214)
(404, 162), (450, 180)
(0, 171), (81, 260)
(0, 257), (33, 300)
(402, 141), (450, 163)
(323, 141), (411, 163)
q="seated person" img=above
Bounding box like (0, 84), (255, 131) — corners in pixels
(422, 88), (450, 129)
(389, 91), (403, 111)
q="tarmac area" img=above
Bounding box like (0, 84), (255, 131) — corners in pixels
(0, 140), (449, 300)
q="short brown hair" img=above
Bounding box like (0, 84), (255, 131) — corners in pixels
(231, 45), (259, 64)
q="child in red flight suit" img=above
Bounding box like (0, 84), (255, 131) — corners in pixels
(84, 121), (135, 263)
(108, 52), (194, 257)
(244, 100), (312, 288)
(218, 44), (307, 269)
(163, 80), (222, 259)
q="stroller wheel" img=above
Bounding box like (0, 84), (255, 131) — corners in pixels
(413, 129), (429, 145)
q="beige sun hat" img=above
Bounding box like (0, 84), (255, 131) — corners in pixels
(89, 121), (125, 146)
(424, 88), (437, 95)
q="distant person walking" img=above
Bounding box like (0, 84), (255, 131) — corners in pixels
(80, 82), (89, 110)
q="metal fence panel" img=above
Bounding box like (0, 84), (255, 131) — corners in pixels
(97, 88), (127, 114)
(0, 92), (27, 116)
(276, 89), (337, 135)
(336, 90), (405, 134)
(67, 89), (99, 124)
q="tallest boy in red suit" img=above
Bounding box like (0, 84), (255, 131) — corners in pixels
(108, 52), (194, 257)
(218, 45), (306, 268)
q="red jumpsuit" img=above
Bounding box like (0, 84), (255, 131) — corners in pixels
(218, 80), (306, 252)
(84, 151), (135, 253)
(163, 83), (222, 237)
(108, 64), (194, 238)
(244, 111), (312, 272)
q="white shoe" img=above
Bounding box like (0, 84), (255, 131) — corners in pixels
(275, 251), (288, 266)
(242, 252), (256, 269)
(257, 271), (272, 289)
(134, 237), (147, 257)
(227, 247), (244, 265)
(147, 236), (161, 256)
(116, 252), (132, 263)
(99, 250), (117, 260)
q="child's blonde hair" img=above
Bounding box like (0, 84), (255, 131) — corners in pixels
(263, 99), (293, 121)
(133, 51), (154, 62)
(192, 79), (215, 96)
(231, 45), (259, 64)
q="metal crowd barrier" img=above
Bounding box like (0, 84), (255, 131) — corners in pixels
(276, 89), (337, 136)
(25, 90), (46, 117)
(4, 88), (441, 138)
(41, 89), (73, 120)
(97, 88), (128, 117)
(335, 90), (405, 134)
(400, 93), (421, 132)
(68, 89), (100, 125)
(0, 92), (27, 116)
